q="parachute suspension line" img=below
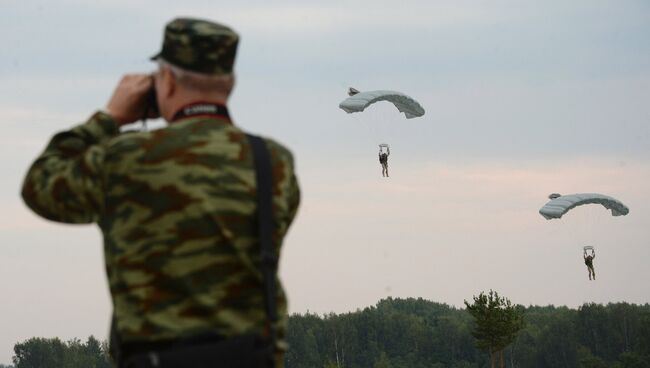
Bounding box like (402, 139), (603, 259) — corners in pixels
(539, 193), (629, 258)
(339, 88), (425, 177)
(339, 88), (426, 150)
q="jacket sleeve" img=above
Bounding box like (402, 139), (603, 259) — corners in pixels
(21, 111), (120, 224)
(286, 166), (300, 227)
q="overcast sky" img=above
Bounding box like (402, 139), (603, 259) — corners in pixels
(1, 0), (649, 364)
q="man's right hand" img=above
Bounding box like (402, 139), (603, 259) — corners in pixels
(106, 74), (154, 126)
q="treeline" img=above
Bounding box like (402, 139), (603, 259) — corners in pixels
(9, 336), (110, 368)
(6, 298), (650, 367)
(285, 298), (650, 368)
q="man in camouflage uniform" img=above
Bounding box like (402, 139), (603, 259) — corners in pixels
(21, 18), (300, 367)
(584, 249), (596, 281)
(379, 146), (390, 177)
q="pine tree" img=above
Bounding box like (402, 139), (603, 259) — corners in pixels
(464, 290), (524, 368)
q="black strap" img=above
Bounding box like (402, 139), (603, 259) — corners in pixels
(172, 102), (230, 121)
(246, 133), (277, 367)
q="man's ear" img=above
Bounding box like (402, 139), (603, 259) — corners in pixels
(162, 67), (176, 98)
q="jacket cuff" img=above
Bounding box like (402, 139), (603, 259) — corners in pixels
(84, 110), (120, 140)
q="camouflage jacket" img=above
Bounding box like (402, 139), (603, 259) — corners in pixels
(21, 110), (300, 363)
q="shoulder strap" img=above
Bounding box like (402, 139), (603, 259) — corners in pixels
(246, 134), (278, 364)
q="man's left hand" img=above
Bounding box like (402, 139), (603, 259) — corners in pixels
(106, 74), (154, 126)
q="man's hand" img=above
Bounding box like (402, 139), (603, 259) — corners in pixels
(106, 74), (154, 126)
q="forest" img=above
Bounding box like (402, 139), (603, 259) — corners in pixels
(286, 297), (650, 367)
(5, 297), (650, 368)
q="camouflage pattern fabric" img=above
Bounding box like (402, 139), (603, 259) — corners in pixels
(151, 18), (239, 75)
(22, 111), (300, 366)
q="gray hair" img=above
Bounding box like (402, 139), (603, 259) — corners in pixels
(157, 58), (234, 94)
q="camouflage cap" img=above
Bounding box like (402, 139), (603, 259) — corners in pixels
(151, 18), (239, 75)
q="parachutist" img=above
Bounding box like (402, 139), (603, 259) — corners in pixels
(583, 247), (596, 280)
(379, 144), (390, 177)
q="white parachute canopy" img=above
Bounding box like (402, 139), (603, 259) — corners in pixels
(539, 193), (630, 220)
(339, 89), (425, 119)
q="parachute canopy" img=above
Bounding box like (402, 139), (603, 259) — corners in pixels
(339, 89), (425, 119)
(539, 193), (629, 220)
